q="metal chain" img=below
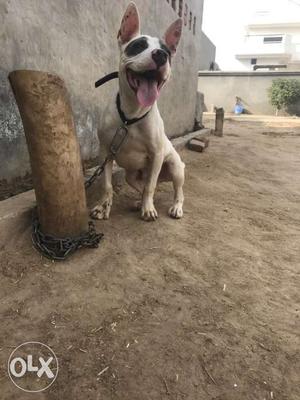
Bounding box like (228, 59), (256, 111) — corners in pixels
(84, 125), (128, 189)
(84, 157), (110, 189)
(32, 212), (103, 261)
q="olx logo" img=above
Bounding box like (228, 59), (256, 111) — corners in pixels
(8, 342), (58, 392)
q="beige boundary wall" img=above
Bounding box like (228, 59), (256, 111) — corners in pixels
(198, 71), (300, 115)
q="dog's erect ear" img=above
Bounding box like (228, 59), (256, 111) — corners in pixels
(163, 19), (183, 55)
(118, 2), (140, 45)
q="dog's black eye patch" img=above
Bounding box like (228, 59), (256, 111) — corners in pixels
(125, 37), (149, 57)
(159, 41), (171, 59)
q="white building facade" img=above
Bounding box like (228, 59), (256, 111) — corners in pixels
(236, 0), (300, 70)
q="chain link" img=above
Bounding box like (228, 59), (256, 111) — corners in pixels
(84, 158), (110, 189)
(84, 125), (128, 189)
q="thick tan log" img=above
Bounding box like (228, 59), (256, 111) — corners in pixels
(9, 70), (88, 237)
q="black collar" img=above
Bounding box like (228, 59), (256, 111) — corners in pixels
(116, 93), (151, 126)
(95, 71), (119, 88)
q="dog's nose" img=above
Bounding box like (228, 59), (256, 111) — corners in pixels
(152, 49), (168, 68)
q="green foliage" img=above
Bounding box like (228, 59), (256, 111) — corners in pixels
(268, 79), (300, 111)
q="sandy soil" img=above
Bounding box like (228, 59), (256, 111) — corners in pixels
(0, 117), (299, 400)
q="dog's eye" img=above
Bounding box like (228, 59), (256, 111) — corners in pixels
(159, 41), (171, 59)
(125, 37), (149, 57)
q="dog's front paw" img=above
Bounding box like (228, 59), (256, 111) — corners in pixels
(168, 203), (183, 219)
(141, 202), (158, 222)
(90, 197), (112, 220)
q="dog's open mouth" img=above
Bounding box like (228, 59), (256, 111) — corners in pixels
(126, 69), (166, 108)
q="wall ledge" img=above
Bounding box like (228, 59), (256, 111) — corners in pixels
(198, 71), (300, 77)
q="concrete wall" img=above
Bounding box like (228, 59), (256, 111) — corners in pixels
(0, 0), (203, 182)
(199, 31), (216, 71)
(198, 71), (300, 115)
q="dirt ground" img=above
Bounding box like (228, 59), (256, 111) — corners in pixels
(0, 117), (299, 400)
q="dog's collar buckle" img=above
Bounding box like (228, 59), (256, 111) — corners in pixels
(109, 125), (129, 157)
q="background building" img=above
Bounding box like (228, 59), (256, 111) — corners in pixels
(199, 31), (216, 71)
(198, 0), (300, 115)
(0, 0), (207, 183)
(236, 0), (300, 70)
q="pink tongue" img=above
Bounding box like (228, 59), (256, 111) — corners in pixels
(137, 79), (159, 107)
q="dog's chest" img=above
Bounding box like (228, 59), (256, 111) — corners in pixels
(115, 128), (151, 170)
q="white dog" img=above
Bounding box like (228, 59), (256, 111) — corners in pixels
(91, 2), (185, 222)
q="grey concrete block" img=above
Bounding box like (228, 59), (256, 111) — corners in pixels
(171, 128), (212, 151)
(193, 135), (210, 148)
(187, 139), (206, 152)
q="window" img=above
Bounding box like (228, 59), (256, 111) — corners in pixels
(172, 0), (176, 11)
(193, 16), (196, 35)
(178, 0), (183, 17)
(263, 36), (283, 44)
(251, 58), (257, 65)
(184, 4), (188, 26)
(189, 11), (192, 30)
(257, 10), (269, 16)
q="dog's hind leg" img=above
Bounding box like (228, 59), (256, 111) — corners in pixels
(167, 151), (185, 219)
(90, 159), (113, 220)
